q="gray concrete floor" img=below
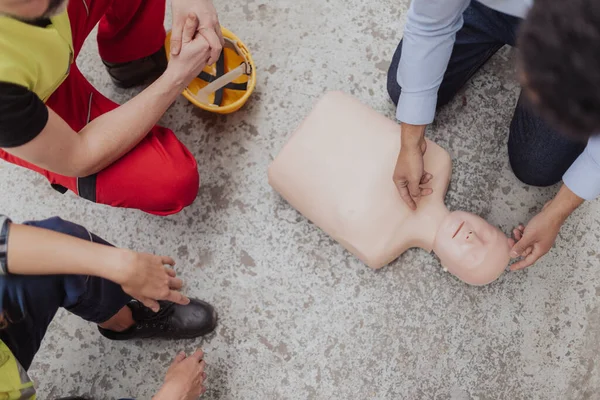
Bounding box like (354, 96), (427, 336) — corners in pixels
(1, 0), (599, 399)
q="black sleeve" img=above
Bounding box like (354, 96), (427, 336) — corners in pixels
(0, 82), (49, 148)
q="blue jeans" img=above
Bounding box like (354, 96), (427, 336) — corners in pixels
(0, 217), (132, 372)
(387, 0), (587, 186)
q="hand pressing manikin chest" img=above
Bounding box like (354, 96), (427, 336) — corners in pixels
(269, 92), (511, 285)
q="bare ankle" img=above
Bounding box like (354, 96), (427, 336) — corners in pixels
(98, 305), (134, 332)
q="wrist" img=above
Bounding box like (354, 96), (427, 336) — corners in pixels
(400, 122), (426, 146)
(162, 65), (189, 92)
(546, 184), (584, 222)
(102, 248), (137, 284)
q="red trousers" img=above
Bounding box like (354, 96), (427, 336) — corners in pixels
(0, 0), (199, 216)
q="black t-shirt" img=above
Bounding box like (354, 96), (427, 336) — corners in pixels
(0, 18), (52, 148)
(0, 83), (49, 148)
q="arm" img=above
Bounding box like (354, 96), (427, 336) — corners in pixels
(3, 15), (211, 178)
(4, 73), (184, 177)
(397, 0), (470, 127)
(3, 219), (189, 311)
(509, 136), (600, 270)
(8, 222), (134, 279)
(393, 0), (470, 208)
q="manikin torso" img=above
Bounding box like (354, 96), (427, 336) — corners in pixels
(269, 92), (511, 285)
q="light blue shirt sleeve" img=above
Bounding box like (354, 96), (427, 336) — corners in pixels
(563, 136), (600, 200)
(396, 0), (471, 125)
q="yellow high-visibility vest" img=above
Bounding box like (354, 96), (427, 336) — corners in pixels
(0, 10), (73, 102)
(0, 340), (36, 400)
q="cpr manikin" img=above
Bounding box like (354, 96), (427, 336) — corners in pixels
(268, 92), (511, 285)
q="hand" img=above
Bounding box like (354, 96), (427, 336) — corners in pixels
(155, 350), (207, 400)
(116, 251), (190, 312)
(166, 14), (213, 86)
(509, 184), (584, 271)
(171, 0), (224, 64)
(394, 135), (433, 210)
(509, 201), (563, 270)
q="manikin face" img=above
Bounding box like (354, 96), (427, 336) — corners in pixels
(433, 211), (511, 286)
(0, 0), (68, 20)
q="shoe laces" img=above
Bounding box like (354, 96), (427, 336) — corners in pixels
(132, 302), (175, 332)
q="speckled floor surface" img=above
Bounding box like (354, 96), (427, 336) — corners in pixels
(1, 1), (600, 399)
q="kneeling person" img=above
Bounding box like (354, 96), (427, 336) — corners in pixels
(0, 215), (217, 399)
(0, 0), (224, 215)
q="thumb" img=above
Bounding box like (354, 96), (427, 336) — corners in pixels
(170, 19), (184, 56)
(142, 298), (160, 313)
(408, 179), (421, 198)
(510, 236), (533, 258)
(182, 13), (198, 44)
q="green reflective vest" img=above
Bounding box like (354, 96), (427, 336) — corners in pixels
(0, 340), (35, 400)
(0, 10), (73, 101)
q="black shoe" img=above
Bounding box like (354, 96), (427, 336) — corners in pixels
(102, 46), (168, 88)
(98, 299), (218, 340)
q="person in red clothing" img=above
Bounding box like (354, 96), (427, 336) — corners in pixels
(0, 0), (224, 216)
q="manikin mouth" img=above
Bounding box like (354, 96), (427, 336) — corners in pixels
(452, 221), (465, 239)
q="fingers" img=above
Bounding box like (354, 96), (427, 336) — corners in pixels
(407, 179), (422, 202)
(512, 228), (523, 241)
(165, 268), (177, 278)
(166, 290), (191, 306)
(199, 27), (223, 65)
(420, 187), (433, 196)
(183, 13), (199, 44)
(162, 256), (176, 267)
(396, 182), (417, 211)
(169, 277), (184, 290)
(170, 19), (184, 56)
(510, 231), (532, 258)
(510, 247), (543, 271)
(142, 298), (161, 313)
(420, 173), (433, 185)
(215, 22), (225, 46)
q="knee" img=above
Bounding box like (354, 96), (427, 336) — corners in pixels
(508, 149), (563, 187)
(150, 162), (200, 215)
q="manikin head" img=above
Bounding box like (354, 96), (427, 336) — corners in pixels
(0, 0), (68, 20)
(433, 211), (511, 286)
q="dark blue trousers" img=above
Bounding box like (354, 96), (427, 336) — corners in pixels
(387, 0), (587, 186)
(0, 217), (132, 371)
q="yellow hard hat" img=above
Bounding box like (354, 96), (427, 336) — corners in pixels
(165, 27), (256, 114)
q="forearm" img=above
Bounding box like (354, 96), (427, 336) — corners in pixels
(6, 223), (130, 282)
(397, 0), (469, 125)
(76, 69), (187, 175)
(546, 184), (584, 222)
